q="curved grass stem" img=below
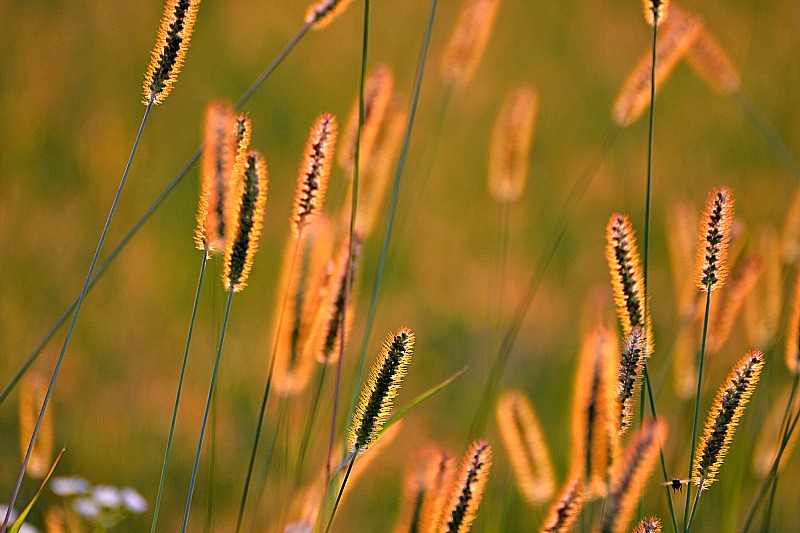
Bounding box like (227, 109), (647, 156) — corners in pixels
(323, 455), (356, 533)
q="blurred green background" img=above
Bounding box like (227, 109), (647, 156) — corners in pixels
(1, 0), (800, 531)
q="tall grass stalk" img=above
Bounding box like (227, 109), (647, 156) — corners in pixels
(150, 247), (209, 533)
(324, 455), (357, 533)
(0, 98), (155, 533)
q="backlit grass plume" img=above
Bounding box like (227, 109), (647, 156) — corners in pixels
(632, 517), (662, 533)
(18, 373), (53, 478)
(488, 84), (538, 204)
(339, 65), (394, 176)
(743, 229), (781, 346)
(706, 255), (762, 354)
(606, 214), (652, 356)
(305, 0), (354, 30)
(666, 201), (700, 321)
(142, 0), (200, 105)
(693, 351), (764, 489)
(195, 100), (235, 253)
(440, 440), (492, 533)
(570, 327), (616, 494)
(440, 0), (502, 88)
(786, 269), (800, 374)
(348, 327), (414, 454)
(294, 113), (337, 237)
(495, 389), (555, 503)
(695, 187), (734, 292)
(687, 27), (741, 95)
(612, 6), (702, 126)
(223, 150), (268, 292)
(643, 0), (669, 26)
(616, 327), (646, 436)
(394, 447), (455, 533)
(540, 476), (583, 533)
(600, 419), (667, 533)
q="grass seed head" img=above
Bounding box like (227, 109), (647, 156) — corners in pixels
(540, 476), (584, 533)
(695, 187), (735, 292)
(394, 447), (455, 533)
(440, 440), (492, 533)
(643, 0), (669, 26)
(294, 113), (337, 237)
(632, 517), (662, 533)
(687, 27), (741, 95)
(305, 0), (355, 29)
(440, 0), (502, 88)
(616, 327), (646, 436)
(19, 373), (53, 479)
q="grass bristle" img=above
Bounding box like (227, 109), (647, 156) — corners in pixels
(393, 447), (454, 533)
(540, 476), (584, 533)
(488, 84), (538, 204)
(687, 27), (741, 95)
(495, 389), (555, 503)
(632, 517), (662, 533)
(643, 0), (669, 27)
(294, 113), (337, 238)
(18, 373), (53, 479)
(439, 0), (502, 88)
(694, 187), (735, 292)
(616, 327), (646, 436)
(693, 351), (764, 489)
(440, 440), (492, 533)
(305, 0), (354, 29)
(142, 0), (200, 105)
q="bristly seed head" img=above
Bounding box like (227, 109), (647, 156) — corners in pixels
(440, 0), (502, 88)
(695, 187), (734, 292)
(540, 476), (584, 533)
(305, 0), (354, 30)
(687, 27), (741, 95)
(632, 517), (663, 533)
(143, 0), (201, 105)
(643, 0), (669, 27)
(616, 327), (646, 435)
(293, 113), (337, 237)
(441, 440), (492, 533)
(693, 351), (764, 489)
(348, 327), (414, 454)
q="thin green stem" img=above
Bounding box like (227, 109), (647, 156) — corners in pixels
(685, 482), (704, 533)
(181, 290), (234, 533)
(294, 365), (329, 491)
(0, 98), (155, 533)
(684, 288), (712, 532)
(205, 380), (217, 533)
(150, 248), (209, 533)
(324, 455), (356, 533)
(248, 398), (290, 533)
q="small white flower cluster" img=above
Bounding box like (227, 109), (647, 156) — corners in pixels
(50, 477), (147, 530)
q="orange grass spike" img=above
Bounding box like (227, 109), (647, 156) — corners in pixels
(643, 0), (669, 27)
(440, 440), (492, 533)
(687, 28), (741, 95)
(440, 0), (502, 88)
(348, 327), (414, 454)
(695, 187), (735, 292)
(786, 269), (800, 374)
(600, 419), (667, 533)
(540, 476), (584, 533)
(305, 0), (354, 30)
(195, 100), (235, 253)
(632, 517), (662, 533)
(223, 150), (268, 292)
(294, 113), (337, 237)
(143, 0), (201, 105)
(338, 65), (394, 176)
(18, 373), (53, 479)
(612, 7), (702, 126)
(666, 201), (699, 321)
(693, 351), (764, 489)
(393, 447), (455, 533)
(616, 327), (646, 436)
(706, 255), (763, 354)
(495, 389), (556, 503)
(606, 214), (653, 356)
(570, 327), (617, 495)
(488, 84), (538, 204)
(744, 228), (782, 346)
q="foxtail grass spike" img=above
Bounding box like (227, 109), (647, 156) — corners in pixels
(787, 269), (800, 374)
(540, 476), (583, 533)
(305, 0), (355, 30)
(440, 440), (492, 533)
(643, 0), (669, 27)
(666, 201), (700, 320)
(693, 351), (764, 489)
(348, 328), (414, 454)
(631, 517), (662, 533)
(695, 187), (734, 292)
(488, 84), (538, 204)
(743, 228), (781, 346)
(600, 419), (667, 533)
(612, 7), (702, 126)
(707, 255), (762, 354)
(143, 0), (201, 105)
(495, 389), (555, 503)
(294, 114), (337, 237)
(196, 100), (235, 253)
(18, 374), (53, 479)
(223, 150), (268, 292)
(616, 327), (646, 435)
(393, 447), (454, 533)
(570, 327), (616, 495)
(339, 65), (394, 176)
(440, 0), (501, 88)
(606, 214), (653, 356)
(686, 28), (741, 95)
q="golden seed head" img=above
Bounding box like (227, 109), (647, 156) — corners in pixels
(695, 187), (735, 292)
(601, 419), (667, 533)
(143, 0), (201, 105)
(440, 0), (502, 88)
(666, 201), (700, 320)
(223, 150), (268, 292)
(488, 84), (538, 204)
(196, 100), (236, 253)
(19, 373), (53, 479)
(687, 27), (741, 95)
(294, 113), (337, 237)
(441, 440), (492, 533)
(305, 0), (354, 30)
(394, 447), (455, 533)
(643, 0), (669, 26)
(693, 351), (764, 489)
(606, 214), (653, 356)
(540, 476), (584, 533)
(612, 7), (702, 126)
(348, 327), (415, 454)
(744, 228), (782, 346)
(787, 269), (800, 374)
(707, 255), (763, 355)
(496, 389), (555, 503)
(632, 517), (663, 533)
(616, 327), (646, 436)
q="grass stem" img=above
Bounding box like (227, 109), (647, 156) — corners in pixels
(324, 455), (356, 533)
